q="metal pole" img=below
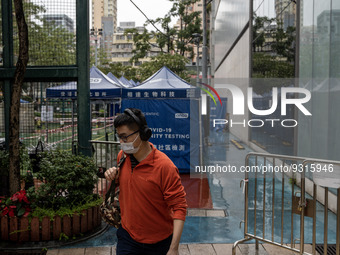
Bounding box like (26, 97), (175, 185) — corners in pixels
(2, 0), (13, 151)
(95, 37), (98, 67)
(202, 0), (208, 85)
(336, 188), (340, 255)
(198, 98), (203, 166)
(196, 41), (200, 85)
(300, 169), (305, 254)
(202, 0), (210, 141)
(77, 0), (91, 156)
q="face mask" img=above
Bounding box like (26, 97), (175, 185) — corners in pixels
(120, 133), (142, 154)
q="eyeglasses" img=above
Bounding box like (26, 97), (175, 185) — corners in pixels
(115, 130), (139, 142)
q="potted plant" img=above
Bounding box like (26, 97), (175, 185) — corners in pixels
(0, 149), (103, 242)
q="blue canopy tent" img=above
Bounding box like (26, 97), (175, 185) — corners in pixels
(46, 66), (125, 140)
(107, 72), (125, 87)
(121, 66), (201, 173)
(119, 76), (133, 87)
(129, 79), (137, 87)
(46, 66), (123, 99)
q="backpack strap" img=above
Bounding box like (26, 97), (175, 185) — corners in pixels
(105, 154), (126, 202)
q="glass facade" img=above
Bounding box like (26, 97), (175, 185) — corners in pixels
(298, 0), (340, 161)
(250, 0), (297, 155)
(214, 0), (249, 67)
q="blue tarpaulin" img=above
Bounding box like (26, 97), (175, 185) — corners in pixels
(121, 66), (201, 173)
(46, 66), (123, 99)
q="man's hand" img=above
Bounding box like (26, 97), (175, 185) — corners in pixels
(104, 166), (119, 181)
(166, 248), (179, 255)
(166, 219), (184, 255)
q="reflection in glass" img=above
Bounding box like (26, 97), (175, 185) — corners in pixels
(250, 0), (297, 155)
(298, 0), (340, 162)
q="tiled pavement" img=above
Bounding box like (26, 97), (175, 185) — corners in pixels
(47, 243), (317, 255)
(0, 203), (314, 255)
(46, 209), (318, 255)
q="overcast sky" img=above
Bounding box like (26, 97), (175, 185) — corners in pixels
(117, 0), (176, 30)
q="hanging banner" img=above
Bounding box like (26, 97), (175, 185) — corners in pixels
(121, 99), (199, 173)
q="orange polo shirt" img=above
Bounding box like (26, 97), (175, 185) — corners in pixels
(117, 143), (187, 244)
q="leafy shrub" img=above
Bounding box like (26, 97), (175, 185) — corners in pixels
(0, 147), (32, 176)
(0, 150), (9, 176)
(28, 150), (98, 210)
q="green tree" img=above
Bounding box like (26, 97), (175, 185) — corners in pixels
(125, 0), (202, 64)
(124, 28), (153, 64)
(13, 3), (76, 66)
(99, 53), (189, 83)
(251, 15), (296, 95)
(9, 0), (29, 195)
(90, 45), (109, 67)
(252, 52), (294, 94)
(138, 53), (189, 81)
(271, 25), (296, 63)
(252, 15), (274, 52)
(99, 62), (138, 81)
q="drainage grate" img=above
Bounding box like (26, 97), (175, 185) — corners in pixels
(0, 250), (47, 255)
(315, 244), (337, 255)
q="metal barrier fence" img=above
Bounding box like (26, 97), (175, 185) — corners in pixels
(233, 152), (340, 255)
(89, 140), (120, 198)
(72, 140), (120, 198)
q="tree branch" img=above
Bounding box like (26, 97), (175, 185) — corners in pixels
(9, 0), (29, 195)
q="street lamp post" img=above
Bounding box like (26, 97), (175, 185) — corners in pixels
(90, 28), (102, 66)
(202, 0), (210, 142)
(192, 33), (201, 85)
(202, 0), (208, 85)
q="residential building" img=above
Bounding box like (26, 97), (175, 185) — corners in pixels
(111, 22), (161, 66)
(91, 0), (117, 64)
(275, 0), (296, 29)
(43, 14), (74, 33)
(91, 0), (117, 32)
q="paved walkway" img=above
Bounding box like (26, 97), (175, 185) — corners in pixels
(43, 132), (318, 255)
(47, 243), (317, 255)
(46, 209), (317, 255)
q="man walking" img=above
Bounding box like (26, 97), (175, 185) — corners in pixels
(105, 108), (187, 255)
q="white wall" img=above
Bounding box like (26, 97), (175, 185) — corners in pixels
(213, 29), (250, 143)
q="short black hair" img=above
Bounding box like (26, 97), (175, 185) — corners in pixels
(114, 108), (148, 131)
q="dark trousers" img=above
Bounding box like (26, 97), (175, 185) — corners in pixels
(116, 226), (172, 255)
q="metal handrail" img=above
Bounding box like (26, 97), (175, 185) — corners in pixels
(232, 152), (340, 255)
